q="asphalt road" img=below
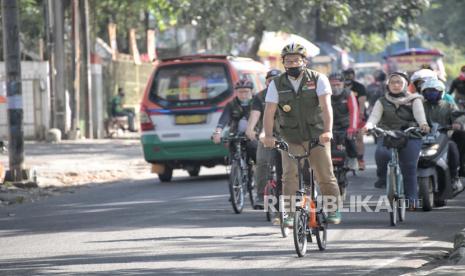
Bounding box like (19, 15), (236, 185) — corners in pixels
(1, 144), (465, 275)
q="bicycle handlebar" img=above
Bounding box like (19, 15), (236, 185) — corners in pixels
(274, 139), (324, 160)
(368, 126), (421, 137)
(220, 135), (249, 143)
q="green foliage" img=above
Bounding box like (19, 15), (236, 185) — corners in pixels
(418, 0), (465, 47)
(333, 0), (429, 52)
(88, 0), (181, 52)
(0, 0), (44, 58)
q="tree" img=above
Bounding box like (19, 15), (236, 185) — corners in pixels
(88, 0), (180, 53)
(418, 0), (465, 47)
(176, 0), (430, 57)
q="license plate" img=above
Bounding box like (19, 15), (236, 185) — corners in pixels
(175, 114), (207, 125)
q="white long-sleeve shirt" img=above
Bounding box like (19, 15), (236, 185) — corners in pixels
(365, 93), (427, 129)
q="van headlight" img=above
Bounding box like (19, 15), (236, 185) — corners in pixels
(420, 144), (439, 157)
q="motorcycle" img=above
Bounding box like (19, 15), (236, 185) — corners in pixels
(417, 112), (465, 211)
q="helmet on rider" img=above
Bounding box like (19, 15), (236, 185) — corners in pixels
(329, 72), (345, 96)
(266, 69), (282, 80)
(234, 78), (253, 105)
(281, 43), (307, 78)
(281, 43), (307, 58)
(234, 78), (253, 90)
(410, 69), (438, 93)
(421, 78), (445, 104)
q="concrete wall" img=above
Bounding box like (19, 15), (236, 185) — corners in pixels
(0, 62), (50, 140)
(103, 60), (154, 122)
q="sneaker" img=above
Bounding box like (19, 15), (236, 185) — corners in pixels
(272, 215), (281, 226)
(283, 216), (294, 228)
(358, 159), (366, 171)
(327, 211), (341, 224)
(374, 179), (386, 189)
(346, 157), (358, 171)
(254, 194), (264, 209)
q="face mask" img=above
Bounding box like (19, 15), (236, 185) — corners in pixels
(332, 86), (344, 96)
(286, 66), (303, 78)
(423, 89), (442, 104)
(240, 99), (250, 106)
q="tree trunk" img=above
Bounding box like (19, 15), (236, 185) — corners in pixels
(315, 8), (336, 43)
(248, 21), (265, 60)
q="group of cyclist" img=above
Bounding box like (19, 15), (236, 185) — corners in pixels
(212, 42), (465, 226)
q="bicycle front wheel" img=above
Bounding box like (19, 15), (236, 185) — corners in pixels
(387, 166), (398, 226)
(229, 160), (244, 214)
(315, 211), (328, 251)
(293, 209), (308, 257)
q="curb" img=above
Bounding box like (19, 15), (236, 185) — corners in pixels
(449, 228), (465, 265)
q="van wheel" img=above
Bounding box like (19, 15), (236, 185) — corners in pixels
(158, 167), (173, 182)
(188, 166), (201, 177)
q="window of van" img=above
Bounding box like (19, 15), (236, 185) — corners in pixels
(149, 63), (232, 108)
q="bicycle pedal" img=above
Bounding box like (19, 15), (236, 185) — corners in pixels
(307, 233), (313, 242)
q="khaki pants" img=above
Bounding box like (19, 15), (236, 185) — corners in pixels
(281, 140), (341, 209)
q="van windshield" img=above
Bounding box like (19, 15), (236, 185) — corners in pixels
(149, 63), (232, 108)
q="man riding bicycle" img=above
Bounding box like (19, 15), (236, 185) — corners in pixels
(246, 69), (282, 209)
(262, 43), (341, 226)
(212, 78), (257, 163)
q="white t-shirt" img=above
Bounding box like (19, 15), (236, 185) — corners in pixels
(265, 73), (332, 103)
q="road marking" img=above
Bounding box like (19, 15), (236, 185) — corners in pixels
(360, 240), (439, 275)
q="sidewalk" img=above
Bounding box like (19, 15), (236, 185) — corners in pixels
(0, 138), (153, 205)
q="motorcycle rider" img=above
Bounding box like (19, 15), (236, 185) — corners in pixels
(410, 68), (455, 104)
(421, 78), (465, 193)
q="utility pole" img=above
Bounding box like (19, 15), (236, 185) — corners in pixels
(44, 0), (56, 129)
(80, 0), (92, 138)
(71, 0), (80, 134)
(52, 0), (67, 135)
(1, 0), (26, 182)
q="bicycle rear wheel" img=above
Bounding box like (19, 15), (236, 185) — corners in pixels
(229, 160), (244, 214)
(293, 209), (308, 257)
(264, 181), (276, 221)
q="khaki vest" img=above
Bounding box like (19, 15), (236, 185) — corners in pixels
(275, 69), (324, 143)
